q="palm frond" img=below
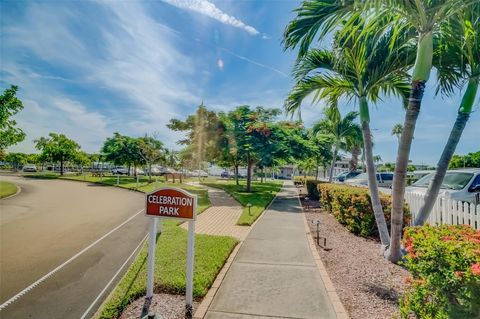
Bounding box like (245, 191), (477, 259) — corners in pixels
(283, 0), (356, 57)
(292, 49), (335, 81)
(284, 74), (356, 116)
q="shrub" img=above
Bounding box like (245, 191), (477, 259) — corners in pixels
(400, 225), (480, 319)
(317, 183), (410, 237)
(306, 180), (325, 200)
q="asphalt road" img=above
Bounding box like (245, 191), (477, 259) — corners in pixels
(0, 174), (149, 318)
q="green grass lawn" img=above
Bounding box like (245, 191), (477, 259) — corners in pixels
(0, 180), (17, 198)
(98, 221), (237, 319)
(201, 180), (282, 225)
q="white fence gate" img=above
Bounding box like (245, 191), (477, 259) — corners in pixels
(405, 193), (480, 230)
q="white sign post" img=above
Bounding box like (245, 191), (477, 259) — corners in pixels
(145, 187), (197, 318)
(146, 217), (157, 298)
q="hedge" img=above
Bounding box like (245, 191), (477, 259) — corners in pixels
(401, 225), (480, 319)
(318, 183), (410, 238)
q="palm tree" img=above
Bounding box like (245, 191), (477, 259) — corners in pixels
(373, 155), (382, 166)
(283, 0), (474, 264)
(312, 107), (362, 183)
(391, 123), (403, 143)
(415, 3), (480, 226)
(284, 22), (413, 250)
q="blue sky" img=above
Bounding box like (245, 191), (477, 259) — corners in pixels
(1, 0), (479, 165)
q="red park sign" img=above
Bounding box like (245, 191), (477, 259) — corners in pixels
(145, 188), (197, 220)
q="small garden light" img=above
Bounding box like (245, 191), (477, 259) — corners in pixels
(247, 203), (252, 216)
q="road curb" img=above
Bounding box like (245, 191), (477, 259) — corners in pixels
(1, 184), (21, 200)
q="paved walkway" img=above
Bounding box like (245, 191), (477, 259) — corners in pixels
(204, 181), (337, 319)
(181, 184), (250, 241)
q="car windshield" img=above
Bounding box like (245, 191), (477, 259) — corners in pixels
(413, 172), (474, 190)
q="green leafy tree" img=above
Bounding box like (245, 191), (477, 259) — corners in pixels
(137, 134), (164, 182)
(34, 133), (81, 175)
(5, 152), (27, 171)
(73, 151), (91, 173)
(449, 151), (480, 169)
(225, 106), (281, 192)
(216, 112), (244, 185)
(0, 85), (26, 151)
(102, 133), (141, 176)
(167, 103), (220, 173)
(415, 3), (480, 225)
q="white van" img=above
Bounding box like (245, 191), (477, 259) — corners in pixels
(344, 172), (394, 188)
(406, 168), (480, 204)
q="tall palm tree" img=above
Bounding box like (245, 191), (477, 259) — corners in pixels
(415, 3), (480, 225)
(312, 107), (362, 182)
(391, 123), (403, 143)
(285, 23), (413, 250)
(371, 0), (474, 263)
(283, 0), (474, 263)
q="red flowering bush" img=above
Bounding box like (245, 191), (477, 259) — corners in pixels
(401, 225), (480, 319)
(317, 183), (410, 238)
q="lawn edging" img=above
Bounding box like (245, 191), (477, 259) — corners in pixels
(0, 180), (20, 199)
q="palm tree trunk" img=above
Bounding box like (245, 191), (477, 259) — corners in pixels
(328, 145), (338, 182)
(362, 121), (391, 247)
(415, 79), (477, 225)
(388, 31), (433, 263)
(389, 82), (426, 261)
(359, 97), (390, 248)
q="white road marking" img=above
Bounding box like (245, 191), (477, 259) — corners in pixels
(79, 233), (149, 319)
(0, 208), (145, 311)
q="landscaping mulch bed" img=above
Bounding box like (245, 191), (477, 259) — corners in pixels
(301, 196), (408, 319)
(119, 293), (199, 319)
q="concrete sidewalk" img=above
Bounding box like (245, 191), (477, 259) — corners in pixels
(204, 181), (338, 319)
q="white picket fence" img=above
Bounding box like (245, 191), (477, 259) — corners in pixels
(405, 192), (480, 230)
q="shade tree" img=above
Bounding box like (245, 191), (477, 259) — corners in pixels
(0, 85), (26, 152)
(34, 133), (81, 175)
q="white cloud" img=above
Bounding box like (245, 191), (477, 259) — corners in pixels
(3, 1), (203, 151)
(161, 0), (260, 35)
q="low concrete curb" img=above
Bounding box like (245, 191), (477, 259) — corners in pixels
(1, 184), (21, 200)
(298, 193), (350, 319)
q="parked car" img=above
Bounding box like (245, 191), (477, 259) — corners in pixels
(334, 171), (361, 182)
(144, 166), (164, 176)
(191, 170), (208, 178)
(221, 171), (230, 178)
(23, 164), (37, 172)
(406, 168), (480, 204)
(111, 167), (128, 175)
(344, 172), (394, 188)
